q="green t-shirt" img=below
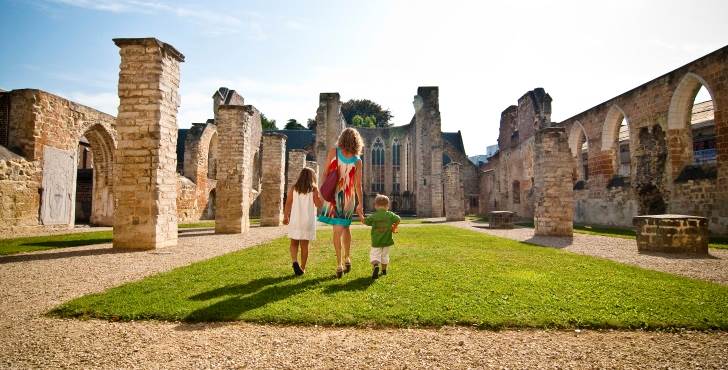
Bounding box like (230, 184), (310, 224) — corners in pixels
(364, 210), (401, 248)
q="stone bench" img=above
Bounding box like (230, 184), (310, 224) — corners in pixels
(633, 214), (709, 255)
(489, 211), (515, 229)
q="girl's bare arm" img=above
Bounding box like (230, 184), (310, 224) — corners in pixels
(322, 148), (336, 177)
(283, 187), (294, 224)
(313, 187), (323, 208)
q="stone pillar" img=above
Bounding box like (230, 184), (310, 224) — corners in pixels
(444, 162), (464, 221)
(306, 160), (319, 180)
(112, 38), (184, 250)
(260, 133), (286, 226)
(287, 149), (307, 191)
(533, 127), (574, 236)
(215, 105), (257, 234)
(315, 93), (345, 184)
(413, 86), (444, 217)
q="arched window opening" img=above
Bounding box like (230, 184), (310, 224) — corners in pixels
(691, 85), (716, 164)
(512, 181), (520, 204)
(392, 139), (401, 193)
(578, 130), (589, 182)
(371, 138), (384, 193)
(208, 133), (218, 179)
(617, 117), (630, 176)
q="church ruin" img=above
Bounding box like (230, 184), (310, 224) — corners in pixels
(0, 37), (726, 240)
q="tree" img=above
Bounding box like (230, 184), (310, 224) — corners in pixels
(260, 113), (278, 131)
(307, 118), (316, 130)
(351, 114), (376, 128)
(284, 118), (307, 130)
(342, 99), (393, 127)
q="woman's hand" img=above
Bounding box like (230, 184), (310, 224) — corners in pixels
(356, 203), (364, 217)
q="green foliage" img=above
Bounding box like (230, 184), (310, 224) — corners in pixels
(51, 226), (728, 329)
(342, 99), (393, 127)
(260, 113), (278, 131)
(307, 118), (316, 129)
(284, 119), (307, 130)
(351, 114), (376, 128)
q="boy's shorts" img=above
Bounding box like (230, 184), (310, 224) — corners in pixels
(370, 247), (391, 264)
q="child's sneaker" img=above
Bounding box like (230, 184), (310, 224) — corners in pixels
(292, 262), (304, 276)
(371, 265), (380, 280)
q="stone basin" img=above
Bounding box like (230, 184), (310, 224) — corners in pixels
(633, 214), (709, 255)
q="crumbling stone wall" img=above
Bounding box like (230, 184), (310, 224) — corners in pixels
(484, 46), (728, 235)
(444, 162), (464, 221)
(260, 133), (286, 226)
(533, 127), (574, 236)
(0, 151), (41, 232)
(112, 37), (183, 249)
(0, 89), (117, 232)
(215, 104), (259, 234)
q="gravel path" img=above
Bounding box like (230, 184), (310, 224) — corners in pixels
(451, 221), (728, 285)
(2, 224), (728, 368)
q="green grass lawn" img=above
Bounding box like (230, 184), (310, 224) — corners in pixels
(0, 218), (260, 255)
(516, 221), (728, 250)
(51, 225), (728, 330)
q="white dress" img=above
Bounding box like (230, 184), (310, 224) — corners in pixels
(288, 190), (317, 241)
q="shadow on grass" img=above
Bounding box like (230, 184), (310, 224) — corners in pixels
(20, 238), (112, 248)
(521, 236), (574, 249)
(189, 275), (295, 301)
(181, 275), (333, 323)
(322, 276), (375, 294)
(0, 246), (141, 264)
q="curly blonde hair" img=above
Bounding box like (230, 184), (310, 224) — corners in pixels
(337, 127), (363, 155)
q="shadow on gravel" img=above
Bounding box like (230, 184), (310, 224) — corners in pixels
(0, 246), (141, 264)
(638, 251), (719, 260)
(521, 236), (574, 249)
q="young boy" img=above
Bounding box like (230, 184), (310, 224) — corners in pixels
(361, 194), (401, 279)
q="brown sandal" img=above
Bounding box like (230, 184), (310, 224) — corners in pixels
(336, 266), (344, 279)
(344, 261), (352, 273)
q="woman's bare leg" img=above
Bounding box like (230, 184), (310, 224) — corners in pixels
(332, 226), (343, 270)
(342, 226), (352, 264)
(300, 240), (309, 271)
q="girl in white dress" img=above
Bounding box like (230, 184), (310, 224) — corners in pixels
(283, 167), (323, 275)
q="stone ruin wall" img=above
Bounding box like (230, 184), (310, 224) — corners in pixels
(260, 133), (286, 226)
(443, 140), (482, 215)
(533, 127), (574, 236)
(413, 87), (444, 217)
(481, 46), (728, 235)
(444, 162), (465, 221)
(0, 154), (41, 233)
(0, 89), (117, 233)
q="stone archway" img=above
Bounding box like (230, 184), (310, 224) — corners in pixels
(666, 72), (717, 178)
(601, 105), (632, 178)
(76, 122), (116, 226)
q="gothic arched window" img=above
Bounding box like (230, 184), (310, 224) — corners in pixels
(371, 138), (385, 193)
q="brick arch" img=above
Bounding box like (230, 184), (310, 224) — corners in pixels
(568, 120), (588, 157)
(183, 123), (217, 184)
(666, 72), (717, 177)
(78, 122), (116, 226)
(601, 105), (629, 151)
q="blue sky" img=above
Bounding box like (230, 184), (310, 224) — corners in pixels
(1, 0), (726, 155)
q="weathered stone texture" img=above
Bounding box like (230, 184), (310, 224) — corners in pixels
(634, 215), (709, 255)
(314, 93), (345, 185)
(414, 87), (444, 217)
(215, 105), (258, 234)
(483, 46), (728, 235)
(286, 150), (307, 191)
(112, 38), (183, 249)
(0, 155), (41, 232)
(489, 211), (515, 229)
(260, 133), (286, 226)
(534, 127), (574, 236)
(444, 162), (464, 221)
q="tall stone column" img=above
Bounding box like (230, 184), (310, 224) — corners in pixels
(260, 133), (286, 226)
(287, 149), (307, 191)
(314, 93), (345, 184)
(215, 105), (258, 234)
(413, 86), (444, 217)
(534, 127), (574, 236)
(112, 38), (184, 250)
(445, 162), (465, 221)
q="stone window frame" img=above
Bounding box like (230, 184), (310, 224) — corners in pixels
(568, 121), (590, 184)
(601, 105), (632, 178)
(392, 138), (401, 193)
(371, 137), (385, 193)
(667, 72), (718, 170)
(512, 180), (520, 204)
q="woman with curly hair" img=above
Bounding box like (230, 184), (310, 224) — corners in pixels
(318, 127), (365, 278)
